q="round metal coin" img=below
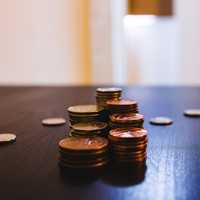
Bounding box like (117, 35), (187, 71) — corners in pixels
(42, 117), (66, 126)
(0, 133), (16, 144)
(71, 122), (107, 132)
(107, 99), (137, 106)
(110, 113), (144, 123)
(68, 105), (103, 114)
(59, 137), (109, 152)
(109, 128), (147, 142)
(96, 87), (122, 93)
(150, 117), (173, 125)
(184, 109), (200, 117)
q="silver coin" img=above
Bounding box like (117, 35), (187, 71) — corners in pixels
(0, 133), (16, 144)
(150, 117), (173, 125)
(42, 117), (66, 126)
(184, 109), (200, 117)
(96, 87), (122, 93)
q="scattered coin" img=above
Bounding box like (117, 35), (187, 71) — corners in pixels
(0, 133), (16, 144)
(184, 109), (200, 117)
(150, 117), (173, 125)
(42, 117), (66, 126)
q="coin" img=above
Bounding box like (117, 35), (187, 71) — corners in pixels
(59, 137), (109, 152)
(150, 117), (173, 125)
(96, 87), (122, 93)
(109, 128), (147, 142)
(42, 117), (66, 126)
(59, 159), (108, 169)
(71, 122), (108, 132)
(68, 105), (103, 115)
(0, 133), (16, 144)
(107, 99), (137, 106)
(110, 113), (144, 124)
(184, 109), (200, 117)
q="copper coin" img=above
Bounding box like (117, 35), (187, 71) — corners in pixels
(59, 156), (109, 165)
(59, 159), (108, 169)
(42, 117), (66, 126)
(59, 137), (109, 152)
(68, 105), (104, 114)
(107, 99), (137, 106)
(110, 113), (144, 123)
(109, 128), (147, 142)
(0, 133), (16, 144)
(96, 87), (122, 93)
(71, 122), (107, 132)
(115, 156), (147, 163)
(150, 117), (173, 125)
(112, 141), (148, 149)
(184, 109), (200, 117)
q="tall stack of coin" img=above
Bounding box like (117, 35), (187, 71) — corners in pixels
(69, 122), (108, 137)
(58, 137), (109, 172)
(67, 105), (105, 125)
(108, 128), (148, 165)
(107, 99), (139, 114)
(109, 113), (144, 128)
(96, 88), (122, 109)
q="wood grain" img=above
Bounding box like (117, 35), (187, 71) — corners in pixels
(0, 86), (199, 200)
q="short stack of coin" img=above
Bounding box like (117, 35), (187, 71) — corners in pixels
(96, 88), (122, 108)
(108, 128), (148, 165)
(67, 105), (105, 125)
(69, 122), (108, 137)
(109, 113), (144, 128)
(58, 137), (109, 172)
(107, 99), (139, 114)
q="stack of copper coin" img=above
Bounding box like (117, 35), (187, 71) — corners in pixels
(69, 122), (108, 137)
(58, 137), (109, 172)
(109, 113), (144, 128)
(96, 88), (122, 108)
(67, 105), (105, 125)
(107, 99), (139, 114)
(108, 128), (148, 165)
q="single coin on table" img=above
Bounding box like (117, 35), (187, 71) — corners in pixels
(42, 117), (66, 126)
(0, 133), (16, 144)
(150, 117), (173, 125)
(184, 109), (200, 117)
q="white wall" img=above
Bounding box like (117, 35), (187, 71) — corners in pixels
(0, 0), (90, 85)
(124, 0), (200, 85)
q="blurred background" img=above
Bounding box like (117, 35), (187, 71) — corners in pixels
(0, 0), (199, 86)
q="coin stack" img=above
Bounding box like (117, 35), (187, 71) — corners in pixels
(58, 137), (109, 172)
(67, 105), (105, 125)
(96, 88), (122, 109)
(109, 113), (144, 128)
(108, 128), (148, 165)
(69, 122), (109, 137)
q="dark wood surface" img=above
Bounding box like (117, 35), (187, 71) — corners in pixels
(0, 86), (200, 200)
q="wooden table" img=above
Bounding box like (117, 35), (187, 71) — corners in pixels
(0, 86), (200, 200)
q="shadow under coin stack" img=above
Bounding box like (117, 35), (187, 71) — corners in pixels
(69, 122), (108, 137)
(96, 88), (122, 109)
(108, 128), (148, 165)
(67, 105), (105, 125)
(58, 137), (109, 173)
